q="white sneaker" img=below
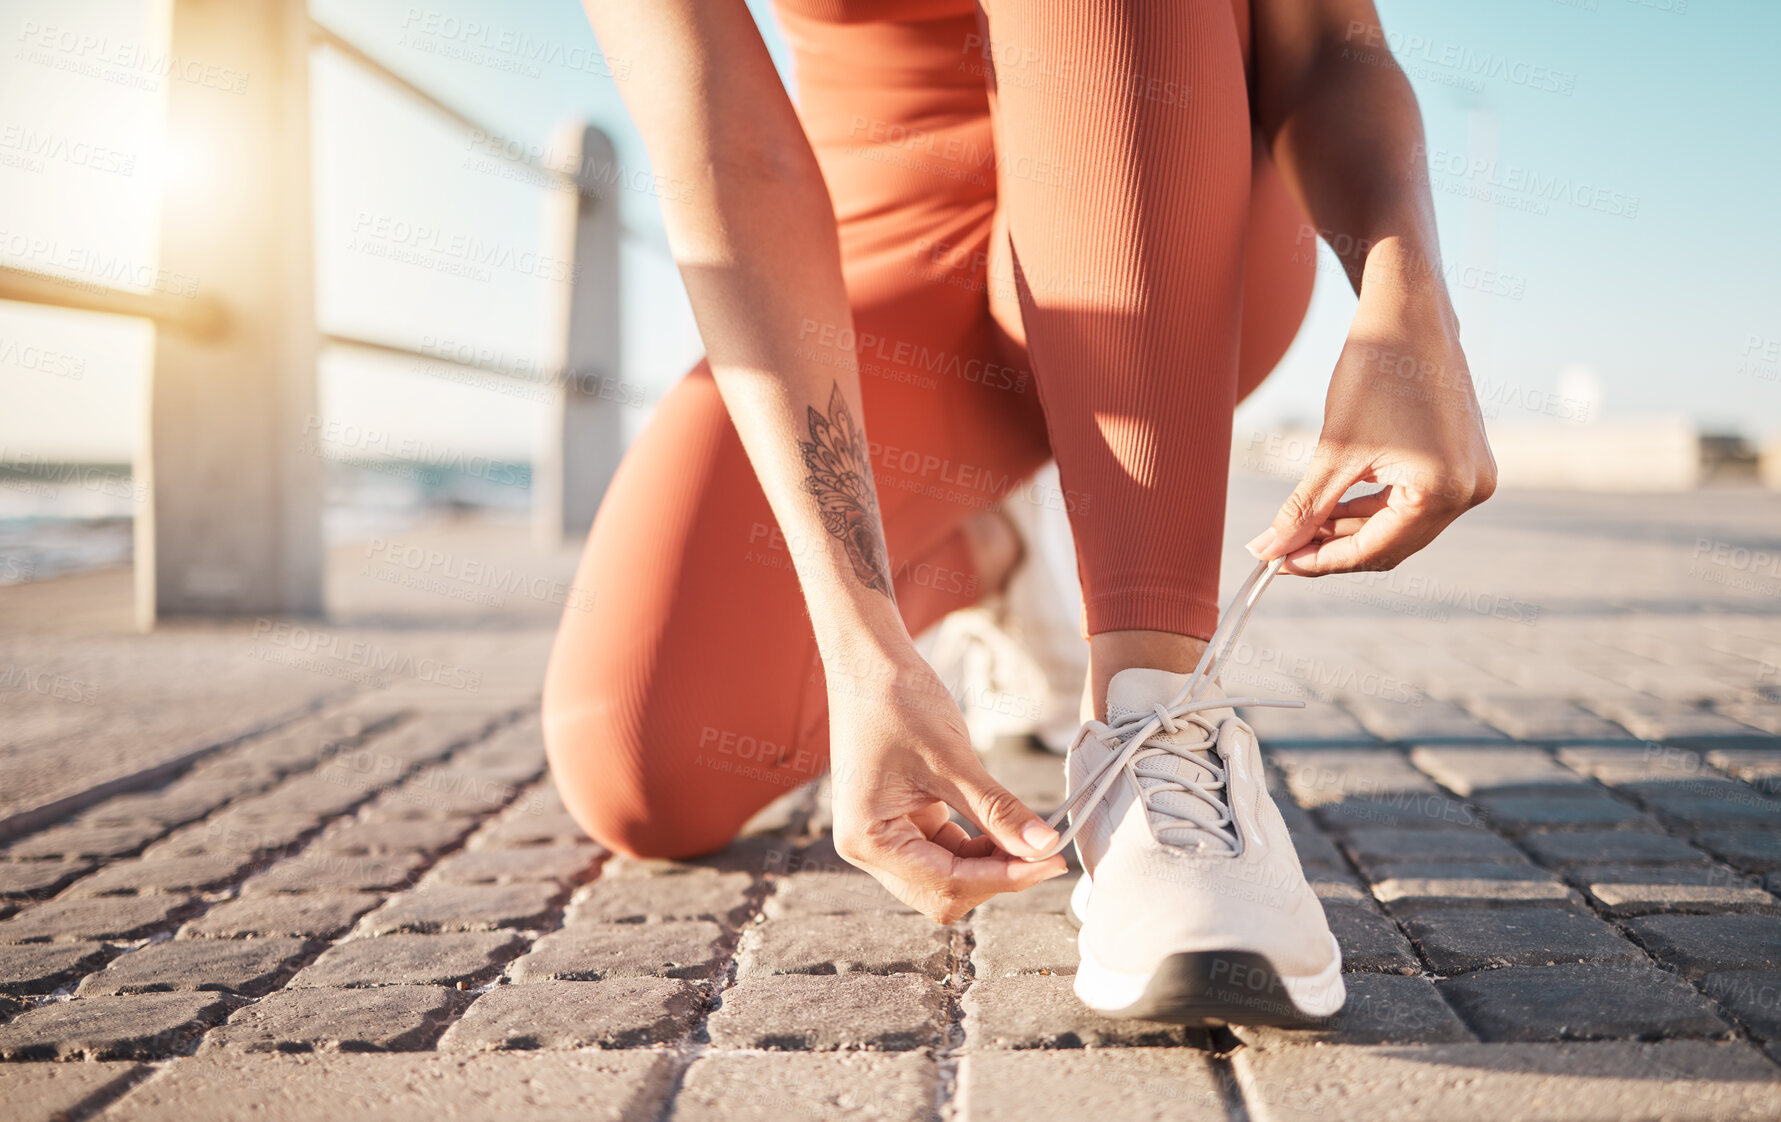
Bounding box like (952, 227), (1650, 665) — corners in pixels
(1043, 560), (1344, 1024)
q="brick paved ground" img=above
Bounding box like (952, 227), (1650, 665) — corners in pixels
(3, 484), (1781, 1119)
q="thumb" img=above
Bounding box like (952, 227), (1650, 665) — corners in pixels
(1248, 453), (1353, 562)
(945, 764), (1059, 859)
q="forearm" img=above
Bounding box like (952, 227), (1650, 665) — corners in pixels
(1253, 4), (1457, 332)
(584, 0), (908, 666)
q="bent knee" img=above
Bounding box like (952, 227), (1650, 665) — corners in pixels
(540, 699), (741, 861)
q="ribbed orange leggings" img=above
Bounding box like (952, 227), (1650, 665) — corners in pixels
(543, 0), (1314, 857)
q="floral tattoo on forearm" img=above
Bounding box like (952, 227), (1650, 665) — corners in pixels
(799, 383), (894, 599)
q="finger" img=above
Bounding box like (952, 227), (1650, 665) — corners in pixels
(1281, 486), (1455, 576)
(1326, 488), (1391, 522)
(1247, 451), (1358, 562)
(938, 763), (1059, 859)
(854, 820), (1065, 922)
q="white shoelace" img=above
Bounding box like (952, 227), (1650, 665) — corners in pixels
(1024, 558), (1303, 861)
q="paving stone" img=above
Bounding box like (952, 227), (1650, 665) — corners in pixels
(1464, 696), (1630, 741)
(971, 912), (1077, 976)
(1284, 825), (1348, 869)
(243, 849), (430, 894)
(1233, 1040), (1781, 1122)
(75, 936), (313, 996)
(288, 932), (525, 988)
(670, 1051), (935, 1122)
(1345, 697), (1510, 743)
(605, 835), (785, 879)
(467, 807), (589, 849)
(1473, 792), (1651, 833)
(706, 973), (947, 1051)
(0, 992), (239, 1060)
(1403, 907), (1646, 973)
(507, 921), (725, 982)
(1567, 863), (1778, 917)
(0, 857), (94, 898)
(1408, 746), (1583, 797)
(1235, 972), (1474, 1046)
(359, 770), (521, 821)
(423, 844), (601, 885)
(198, 985), (470, 1053)
(0, 1061), (144, 1122)
(1343, 828), (1527, 872)
(962, 974), (1199, 1048)
(2, 821), (166, 860)
(1700, 971), (1781, 1041)
(764, 871), (916, 917)
(439, 978), (702, 1051)
(566, 871), (754, 924)
(1439, 963), (1731, 1041)
(75, 782), (245, 828)
(1627, 914), (1781, 977)
(972, 875), (1075, 916)
(246, 773), (378, 819)
(311, 816), (481, 855)
(959, 1048), (1229, 1121)
(1314, 793), (1482, 833)
(1709, 749), (1781, 794)
(178, 891), (382, 939)
(1275, 749), (1442, 807)
(0, 941), (113, 993)
(356, 883), (560, 935)
(1642, 792), (1781, 830)
(60, 852), (256, 897)
(1520, 829), (1709, 867)
(99, 1051), (676, 1121)
(0, 895), (195, 943)
(1370, 863), (1581, 914)
(737, 913), (951, 979)
(145, 812), (321, 858)
(1310, 870), (1378, 910)
(1327, 905), (1421, 974)
(1696, 830), (1781, 872)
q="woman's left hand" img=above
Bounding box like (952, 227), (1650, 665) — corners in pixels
(1247, 292), (1497, 575)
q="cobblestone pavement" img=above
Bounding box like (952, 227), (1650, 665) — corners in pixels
(3, 484), (1781, 1120)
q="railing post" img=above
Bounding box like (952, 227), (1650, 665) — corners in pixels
(138, 0), (322, 627)
(534, 123), (624, 548)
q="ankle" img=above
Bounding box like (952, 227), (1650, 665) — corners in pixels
(1083, 630), (1211, 721)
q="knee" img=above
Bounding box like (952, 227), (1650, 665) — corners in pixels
(540, 698), (740, 861)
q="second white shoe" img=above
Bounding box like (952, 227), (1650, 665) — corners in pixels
(1046, 561), (1345, 1025)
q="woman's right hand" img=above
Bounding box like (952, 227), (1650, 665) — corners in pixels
(826, 642), (1069, 924)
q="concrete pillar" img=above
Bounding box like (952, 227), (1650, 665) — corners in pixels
(138, 0), (322, 627)
(534, 123), (624, 548)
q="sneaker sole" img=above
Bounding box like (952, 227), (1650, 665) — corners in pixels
(1075, 926), (1347, 1026)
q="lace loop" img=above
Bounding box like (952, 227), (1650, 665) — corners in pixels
(1022, 558), (1303, 862)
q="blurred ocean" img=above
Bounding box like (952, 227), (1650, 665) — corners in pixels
(0, 460), (531, 585)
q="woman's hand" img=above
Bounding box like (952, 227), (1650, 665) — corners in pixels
(1248, 289), (1497, 575)
(826, 643), (1068, 924)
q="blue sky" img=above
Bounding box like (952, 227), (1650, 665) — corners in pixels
(1, 0), (1776, 465)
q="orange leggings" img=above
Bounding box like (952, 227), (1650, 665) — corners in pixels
(543, 0), (1314, 857)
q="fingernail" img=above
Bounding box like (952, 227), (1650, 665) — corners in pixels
(1021, 821), (1059, 853)
(1244, 527), (1277, 559)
